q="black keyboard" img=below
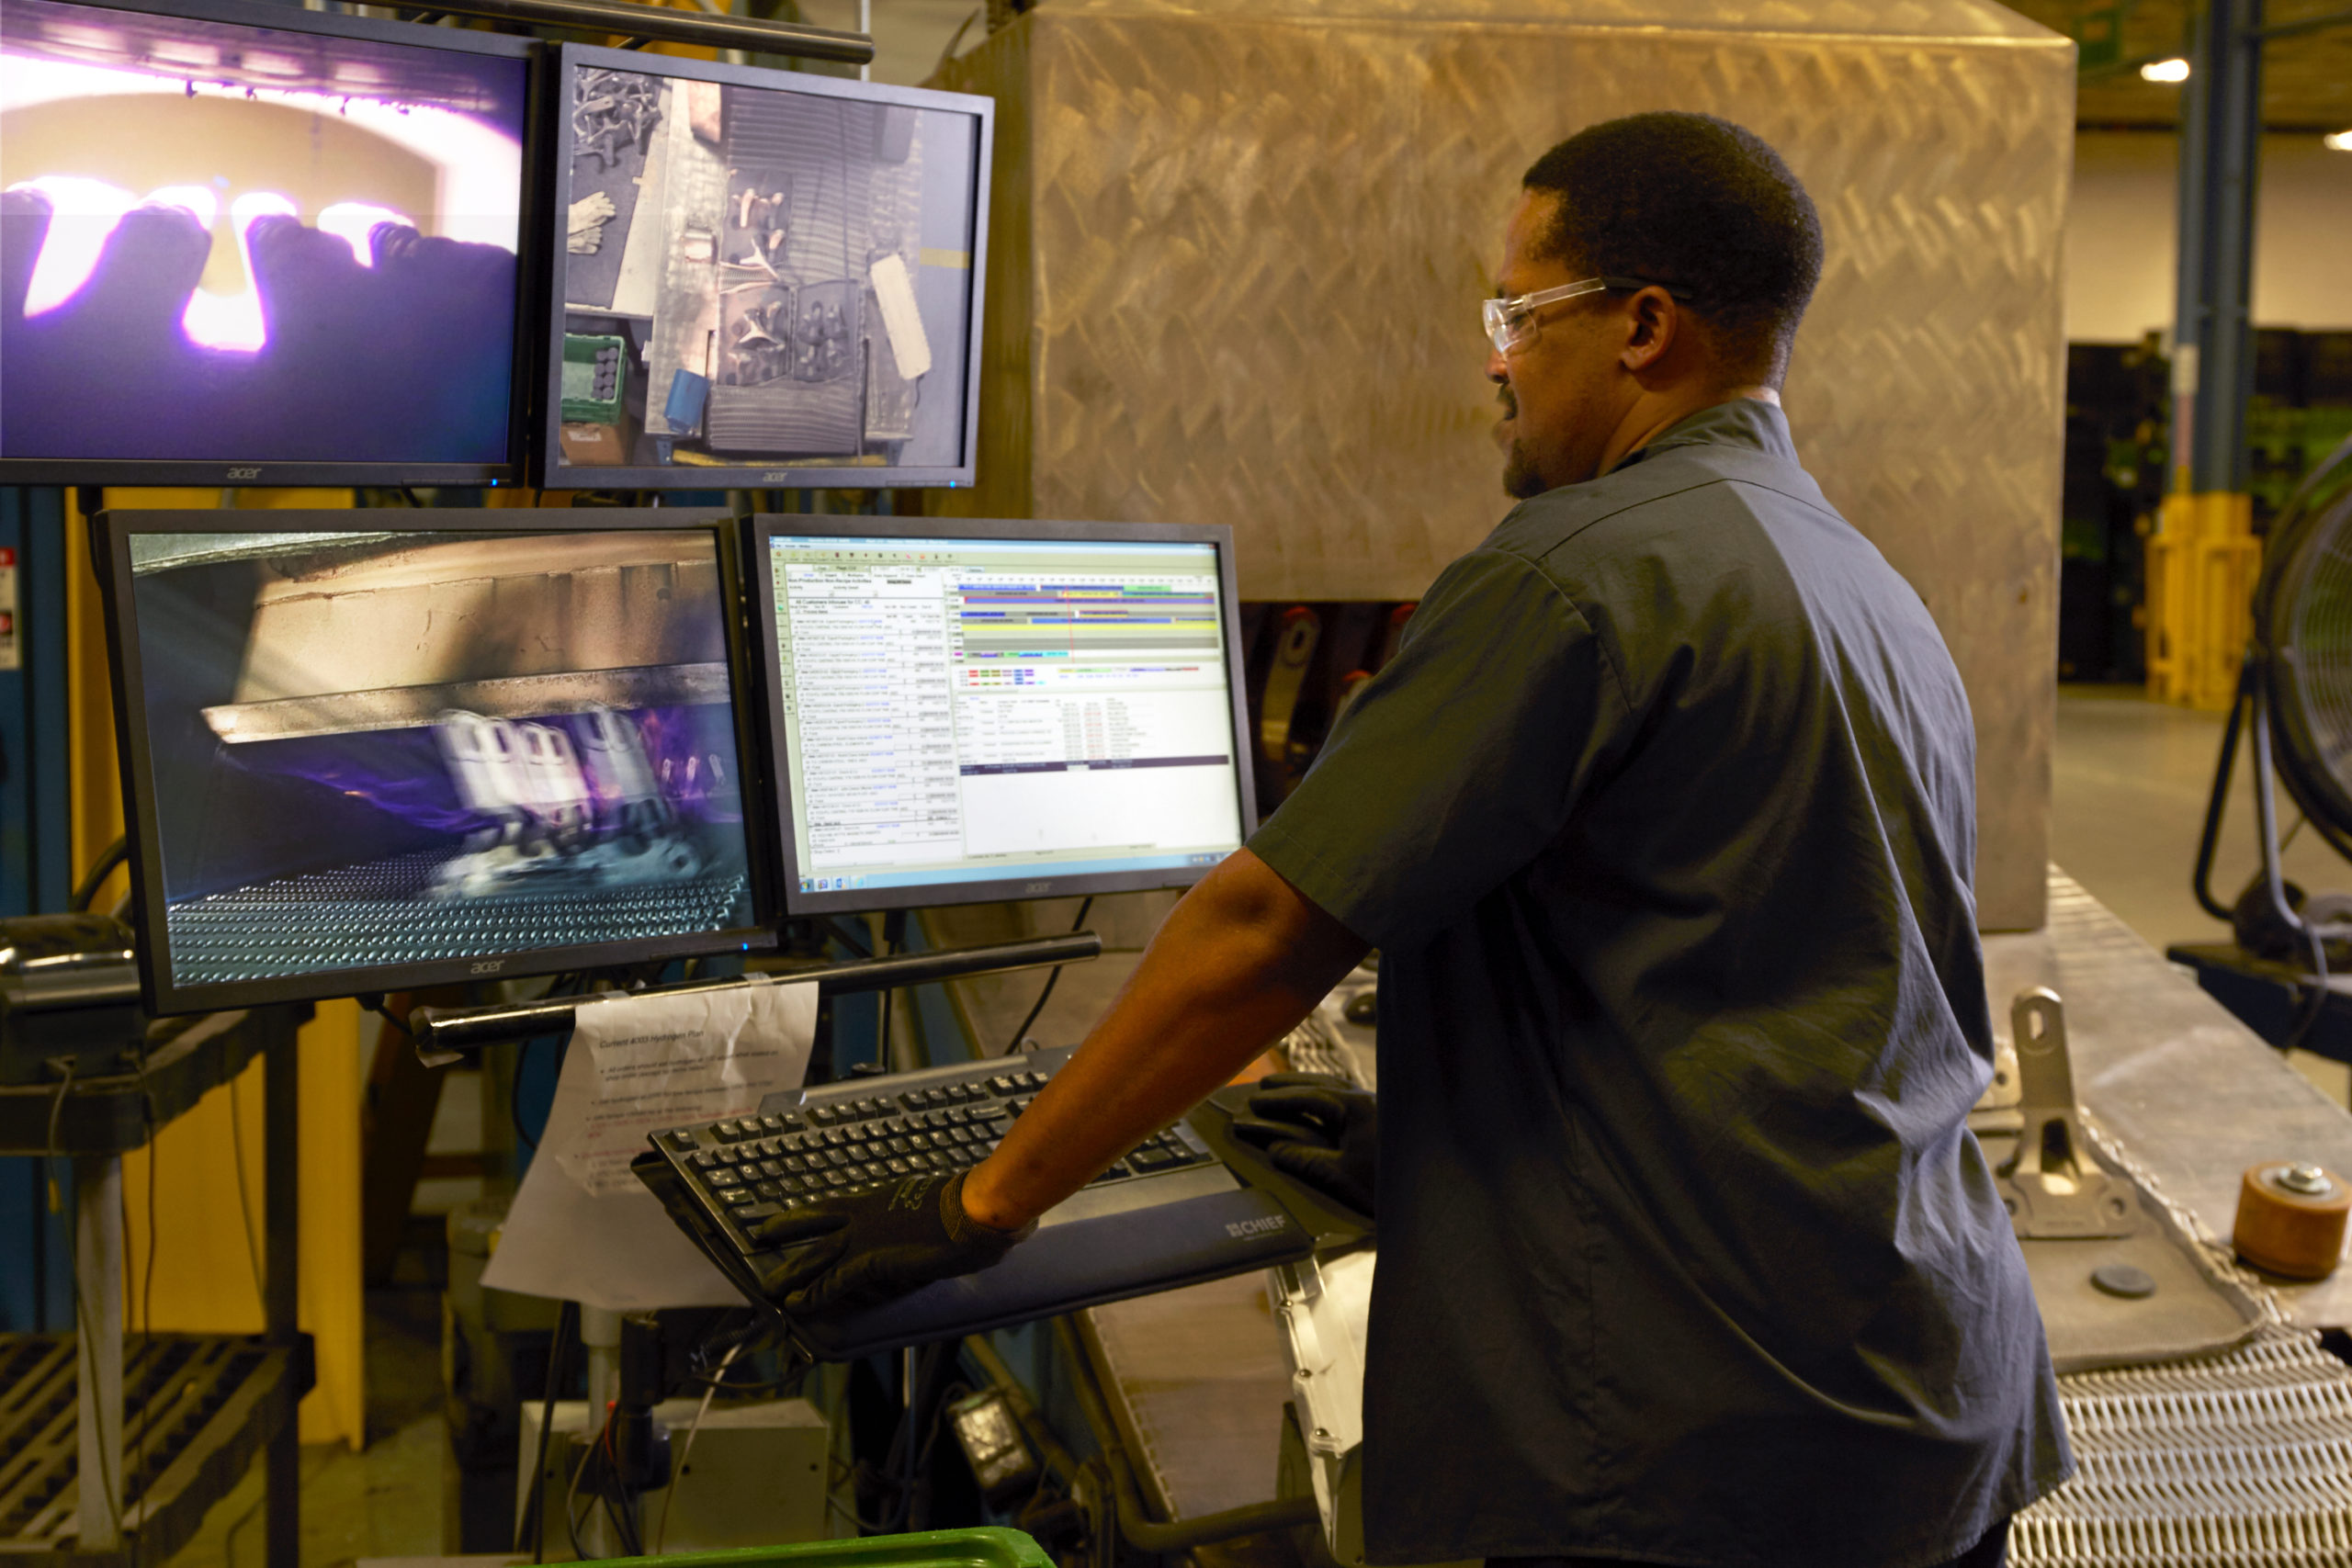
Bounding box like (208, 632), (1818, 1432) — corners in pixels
(635, 1044), (1317, 1359)
(650, 1062), (1220, 1256)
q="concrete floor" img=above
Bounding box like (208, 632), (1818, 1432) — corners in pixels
(2051, 683), (2352, 1107)
(154, 682), (2352, 1568)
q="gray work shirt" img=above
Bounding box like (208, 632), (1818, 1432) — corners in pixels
(1249, 400), (2071, 1568)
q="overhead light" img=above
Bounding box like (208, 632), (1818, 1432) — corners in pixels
(2325, 130), (2352, 152)
(2141, 57), (2191, 84)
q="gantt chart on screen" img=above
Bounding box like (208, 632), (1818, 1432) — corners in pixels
(768, 535), (1246, 894)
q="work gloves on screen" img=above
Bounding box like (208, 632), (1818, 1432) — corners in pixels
(1230, 1072), (1378, 1218)
(748, 1168), (1034, 1317)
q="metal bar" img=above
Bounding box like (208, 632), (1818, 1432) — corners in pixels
(2172, 0), (2265, 493)
(2250, 6), (2352, 41)
(409, 933), (1104, 1058)
(2190, 659), (2255, 922)
(262, 1012), (299, 1568)
(409, 0), (872, 62)
(73, 1155), (123, 1551)
(578, 1306), (621, 1559)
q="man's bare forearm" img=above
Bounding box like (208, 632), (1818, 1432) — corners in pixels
(958, 848), (1369, 1232)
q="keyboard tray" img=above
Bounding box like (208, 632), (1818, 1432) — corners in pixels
(633, 1046), (1319, 1359)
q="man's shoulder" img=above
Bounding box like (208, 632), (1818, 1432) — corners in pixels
(1483, 436), (1844, 595)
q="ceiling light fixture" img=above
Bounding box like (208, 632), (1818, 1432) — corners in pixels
(2324, 130), (2352, 152)
(2141, 57), (2192, 84)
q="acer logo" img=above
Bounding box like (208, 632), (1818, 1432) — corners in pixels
(762, 471), (793, 482)
(225, 467), (263, 479)
(1226, 1216), (1288, 1240)
(470, 959), (505, 974)
(1024, 882), (1053, 894)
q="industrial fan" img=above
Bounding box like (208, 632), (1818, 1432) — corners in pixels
(2177, 432), (2352, 1055)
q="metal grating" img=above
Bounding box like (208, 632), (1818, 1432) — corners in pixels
(2014, 1329), (2352, 1567)
(0, 1333), (292, 1566)
(934, 0), (2075, 931)
(163, 850), (750, 985)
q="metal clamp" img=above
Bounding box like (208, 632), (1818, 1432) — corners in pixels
(1996, 987), (2136, 1239)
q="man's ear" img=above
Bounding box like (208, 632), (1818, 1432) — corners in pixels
(1619, 288), (1679, 373)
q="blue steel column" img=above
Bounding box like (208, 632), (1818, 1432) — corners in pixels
(2171, 0), (2264, 493)
(0, 485), (79, 1333)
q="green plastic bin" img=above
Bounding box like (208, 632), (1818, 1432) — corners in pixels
(562, 333), (630, 424)
(590, 1529), (1052, 1568)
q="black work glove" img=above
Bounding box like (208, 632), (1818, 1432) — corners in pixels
(748, 1168), (1034, 1317)
(1230, 1072), (1377, 1217)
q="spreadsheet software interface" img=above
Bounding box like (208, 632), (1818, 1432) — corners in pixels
(766, 534), (1247, 895)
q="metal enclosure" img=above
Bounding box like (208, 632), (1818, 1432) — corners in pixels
(936, 0), (2075, 931)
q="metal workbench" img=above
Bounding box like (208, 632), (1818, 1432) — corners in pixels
(1988, 871), (2352, 1326)
(1069, 869), (2352, 1555)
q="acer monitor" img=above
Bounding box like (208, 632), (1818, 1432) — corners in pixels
(0, 0), (536, 486)
(537, 44), (989, 491)
(99, 510), (774, 1012)
(747, 516), (1258, 916)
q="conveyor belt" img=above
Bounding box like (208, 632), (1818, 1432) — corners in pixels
(2015, 1328), (2352, 1566)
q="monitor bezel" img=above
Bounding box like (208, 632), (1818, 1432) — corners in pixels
(0, 0), (544, 488)
(97, 506), (780, 1015)
(533, 42), (993, 492)
(744, 514), (1261, 917)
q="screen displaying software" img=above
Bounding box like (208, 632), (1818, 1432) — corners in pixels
(766, 533), (1247, 897)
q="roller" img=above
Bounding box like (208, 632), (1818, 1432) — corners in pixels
(2230, 1161), (2349, 1280)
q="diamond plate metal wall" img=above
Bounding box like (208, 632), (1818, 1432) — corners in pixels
(937, 0), (2075, 931)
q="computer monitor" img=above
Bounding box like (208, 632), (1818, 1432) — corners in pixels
(747, 518), (1259, 914)
(537, 44), (990, 491)
(100, 511), (774, 1013)
(0, 0), (535, 486)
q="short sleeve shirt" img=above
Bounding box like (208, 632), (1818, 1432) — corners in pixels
(1248, 400), (2071, 1568)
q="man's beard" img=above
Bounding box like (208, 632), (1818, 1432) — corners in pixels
(1497, 387), (1546, 499)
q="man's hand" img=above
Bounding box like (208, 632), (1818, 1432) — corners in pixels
(1230, 1072), (1377, 1216)
(749, 1169), (1034, 1317)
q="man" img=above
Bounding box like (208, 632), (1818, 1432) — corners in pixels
(759, 112), (2072, 1567)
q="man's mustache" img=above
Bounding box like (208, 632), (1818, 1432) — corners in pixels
(1497, 386), (1519, 420)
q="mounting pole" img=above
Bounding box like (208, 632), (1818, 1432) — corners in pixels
(2170, 0), (2264, 494)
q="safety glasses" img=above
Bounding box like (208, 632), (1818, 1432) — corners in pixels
(1482, 276), (1696, 355)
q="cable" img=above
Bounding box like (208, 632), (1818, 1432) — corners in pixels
(595, 1415), (642, 1556)
(133, 1044), (159, 1563)
(563, 1405), (600, 1562)
(48, 1062), (126, 1548)
(523, 1300), (575, 1562)
(1001, 897), (1092, 1055)
(876, 923), (899, 1073)
(356, 994), (413, 1038)
(70, 836), (129, 913)
(224, 1071), (266, 1316)
(654, 1341), (741, 1554)
(511, 1038), (540, 1154)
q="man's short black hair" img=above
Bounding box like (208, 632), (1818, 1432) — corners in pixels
(1521, 113), (1823, 383)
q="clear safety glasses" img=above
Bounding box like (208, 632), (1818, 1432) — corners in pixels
(1482, 276), (1696, 355)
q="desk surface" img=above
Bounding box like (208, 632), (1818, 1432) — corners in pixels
(1987, 871), (2352, 1327)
